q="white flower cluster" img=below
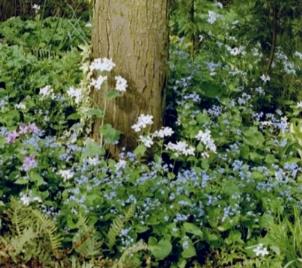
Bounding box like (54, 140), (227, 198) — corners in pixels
(153, 127), (174, 138)
(90, 75), (107, 91)
(226, 46), (246, 56)
(58, 169), (74, 181)
(166, 141), (195, 156)
(297, 101), (302, 109)
(115, 75), (128, 92)
(253, 244), (269, 257)
(260, 74), (270, 83)
(136, 126), (174, 148)
(215, 1), (223, 8)
(39, 85), (54, 98)
(15, 102), (26, 110)
(131, 114), (154, 132)
(90, 58), (116, 72)
(196, 129), (217, 152)
(67, 87), (82, 104)
(207, 11), (221, 24)
(276, 50), (296, 75)
(20, 192), (42, 206)
(89, 58), (128, 93)
(139, 135), (154, 148)
(294, 51), (302, 60)
(87, 157), (100, 166)
(32, 4), (40, 13)
(116, 159), (127, 170)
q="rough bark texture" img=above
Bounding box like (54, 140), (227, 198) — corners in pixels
(92, 0), (169, 152)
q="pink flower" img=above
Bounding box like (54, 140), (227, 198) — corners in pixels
(19, 123), (40, 135)
(6, 131), (19, 144)
(27, 123), (40, 134)
(18, 124), (29, 135)
(22, 156), (37, 172)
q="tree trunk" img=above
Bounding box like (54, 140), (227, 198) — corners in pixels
(92, 0), (169, 153)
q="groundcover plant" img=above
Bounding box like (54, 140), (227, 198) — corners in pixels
(0, 0), (301, 267)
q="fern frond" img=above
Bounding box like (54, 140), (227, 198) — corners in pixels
(31, 209), (61, 254)
(107, 205), (136, 249)
(72, 215), (102, 258)
(114, 240), (148, 268)
(119, 240), (148, 260)
(9, 227), (36, 256)
(124, 204), (135, 222)
(8, 199), (25, 236)
(2, 198), (62, 264)
(108, 216), (124, 249)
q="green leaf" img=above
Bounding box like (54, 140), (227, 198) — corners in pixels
(243, 127), (264, 148)
(265, 154), (276, 164)
(81, 139), (104, 159)
(225, 231), (243, 245)
(106, 90), (120, 99)
(15, 178), (28, 185)
(183, 222), (203, 238)
(0, 110), (20, 127)
(150, 239), (172, 260)
(29, 171), (45, 186)
(177, 258), (187, 268)
(134, 144), (146, 157)
(100, 124), (120, 145)
(181, 237), (196, 259)
(67, 113), (80, 120)
(199, 81), (224, 98)
(85, 108), (104, 118)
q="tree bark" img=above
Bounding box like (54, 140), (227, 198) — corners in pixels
(92, 0), (169, 153)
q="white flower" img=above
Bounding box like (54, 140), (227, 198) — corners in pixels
(20, 192), (41, 206)
(153, 127), (174, 138)
(230, 47), (241, 56)
(67, 87), (82, 104)
(199, 35), (204, 42)
(115, 76), (128, 92)
(90, 58), (116, 72)
(196, 129), (217, 152)
(297, 101), (302, 109)
(253, 244), (269, 257)
(182, 240), (190, 249)
(58, 169), (74, 181)
(90, 75), (107, 90)
(20, 193), (31, 206)
(207, 11), (220, 24)
(166, 141), (195, 156)
(201, 152), (210, 158)
(227, 46), (245, 56)
(15, 102), (26, 110)
(139, 135), (154, 148)
(183, 93), (201, 103)
(216, 2), (223, 8)
(255, 86), (265, 95)
(261, 121), (273, 127)
(260, 74), (270, 83)
(116, 159), (127, 170)
(87, 157), (100, 166)
(32, 4), (40, 12)
(131, 114), (153, 132)
(294, 51), (302, 60)
(39, 85), (53, 97)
